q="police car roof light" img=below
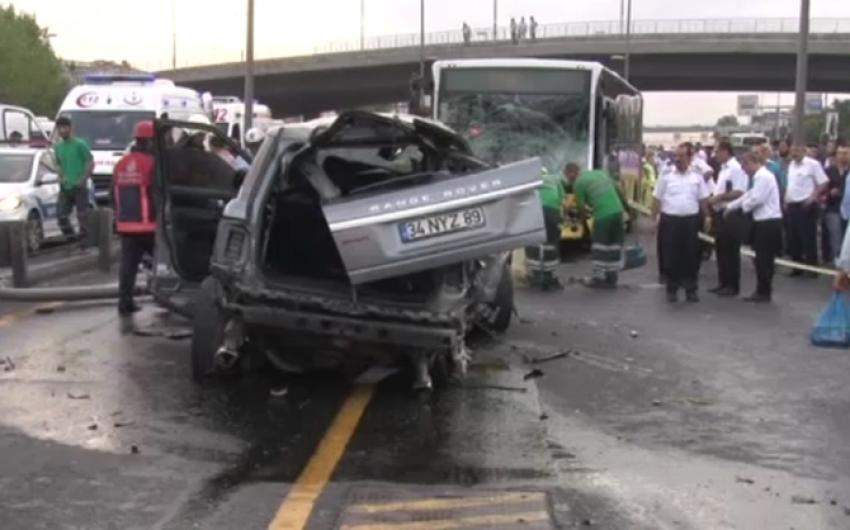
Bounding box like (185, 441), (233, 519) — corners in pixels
(83, 73), (157, 85)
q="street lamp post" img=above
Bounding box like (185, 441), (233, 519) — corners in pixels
(792, 0), (810, 145)
(619, 0), (625, 34)
(419, 0), (425, 94)
(624, 0), (632, 82)
(493, 0), (498, 41)
(360, 0), (365, 50)
(244, 0), (255, 137)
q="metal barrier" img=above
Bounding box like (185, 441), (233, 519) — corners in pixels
(158, 17), (850, 69)
(0, 208), (115, 288)
(311, 17), (850, 55)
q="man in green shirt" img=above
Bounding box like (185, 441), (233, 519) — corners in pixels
(525, 169), (565, 290)
(567, 165), (626, 288)
(54, 116), (93, 243)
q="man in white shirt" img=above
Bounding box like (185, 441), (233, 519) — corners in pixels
(653, 143), (712, 303)
(785, 143), (829, 275)
(708, 141), (748, 296)
(725, 151), (784, 302)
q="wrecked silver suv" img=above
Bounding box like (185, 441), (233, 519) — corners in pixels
(151, 112), (545, 388)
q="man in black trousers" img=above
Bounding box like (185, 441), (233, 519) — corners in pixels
(653, 143), (712, 303)
(785, 142), (828, 276)
(708, 141), (748, 296)
(725, 151), (784, 302)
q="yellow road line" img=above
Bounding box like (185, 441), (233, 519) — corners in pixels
(341, 510), (550, 530)
(349, 492), (545, 515)
(0, 302), (65, 329)
(267, 384), (376, 530)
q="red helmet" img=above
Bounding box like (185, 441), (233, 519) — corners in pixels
(134, 120), (154, 139)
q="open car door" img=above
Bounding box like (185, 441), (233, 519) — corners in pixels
(150, 118), (252, 315)
(313, 112), (547, 285)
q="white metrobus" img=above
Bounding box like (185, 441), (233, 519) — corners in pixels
(431, 59), (643, 203)
(56, 74), (211, 202)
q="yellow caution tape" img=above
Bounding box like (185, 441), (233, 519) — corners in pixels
(627, 201), (838, 278)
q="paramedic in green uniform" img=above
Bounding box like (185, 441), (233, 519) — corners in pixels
(525, 168), (565, 290)
(566, 164), (626, 288)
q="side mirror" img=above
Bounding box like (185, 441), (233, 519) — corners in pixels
(37, 172), (59, 186)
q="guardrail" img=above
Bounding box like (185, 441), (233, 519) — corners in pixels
(313, 17), (850, 55)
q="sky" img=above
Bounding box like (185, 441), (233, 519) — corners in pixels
(6, 0), (850, 124)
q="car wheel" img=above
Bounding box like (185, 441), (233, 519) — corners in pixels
(190, 277), (227, 382)
(26, 211), (44, 253)
(486, 263), (514, 333)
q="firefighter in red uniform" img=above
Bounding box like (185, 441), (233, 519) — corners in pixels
(113, 121), (157, 315)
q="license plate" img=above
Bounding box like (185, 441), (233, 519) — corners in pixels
(399, 207), (485, 243)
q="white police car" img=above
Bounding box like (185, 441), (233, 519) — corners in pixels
(0, 147), (95, 252)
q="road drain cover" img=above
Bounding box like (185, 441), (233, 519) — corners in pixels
(337, 487), (554, 529)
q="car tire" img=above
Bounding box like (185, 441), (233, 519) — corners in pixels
(487, 263), (514, 333)
(191, 277), (227, 382)
(26, 211), (43, 254)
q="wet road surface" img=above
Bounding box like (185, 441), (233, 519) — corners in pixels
(1, 236), (850, 529)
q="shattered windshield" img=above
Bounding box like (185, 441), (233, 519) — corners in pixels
(437, 68), (591, 174)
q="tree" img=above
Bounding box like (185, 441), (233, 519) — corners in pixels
(716, 115), (739, 127)
(0, 5), (68, 115)
(802, 99), (850, 145)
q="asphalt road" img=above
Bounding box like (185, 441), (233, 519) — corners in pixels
(1, 239), (849, 529)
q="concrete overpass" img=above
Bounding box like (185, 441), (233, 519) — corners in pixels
(159, 19), (850, 117)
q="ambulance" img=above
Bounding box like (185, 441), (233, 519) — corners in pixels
(211, 96), (273, 146)
(56, 73), (212, 203)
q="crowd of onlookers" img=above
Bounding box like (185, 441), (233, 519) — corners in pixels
(643, 136), (850, 303)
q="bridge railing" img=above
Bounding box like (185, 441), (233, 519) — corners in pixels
(312, 17), (850, 55)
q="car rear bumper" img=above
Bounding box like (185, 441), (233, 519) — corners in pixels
(225, 302), (460, 350)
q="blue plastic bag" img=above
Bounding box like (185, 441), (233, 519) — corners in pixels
(811, 293), (850, 348)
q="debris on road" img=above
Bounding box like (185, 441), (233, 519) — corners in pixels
(652, 399), (663, 407)
(56, 365), (66, 373)
(791, 495), (817, 505)
(523, 369), (544, 381)
(35, 306), (56, 315)
(630, 329), (639, 338)
(462, 384), (528, 393)
(269, 387), (289, 398)
(113, 421), (134, 428)
(130, 445), (140, 455)
(354, 366), (399, 384)
(530, 350), (571, 365)
(87, 424), (98, 431)
(165, 329), (192, 340)
(67, 392), (91, 400)
(736, 476), (755, 485)
(3, 356), (15, 372)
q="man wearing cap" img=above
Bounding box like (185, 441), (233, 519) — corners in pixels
(112, 121), (157, 315)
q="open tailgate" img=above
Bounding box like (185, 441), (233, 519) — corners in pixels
(323, 157), (545, 285)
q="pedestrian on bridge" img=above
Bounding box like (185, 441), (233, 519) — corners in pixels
(708, 141), (748, 297)
(785, 142), (829, 276)
(530, 16), (539, 41)
(510, 18), (518, 44)
(519, 17), (528, 41)
(725, 151), (783, 302)
(653, 143), (712, 303)
(462, 22), (472, 45)
(112, 121), (157, 315)
(565, 165), (626, 288)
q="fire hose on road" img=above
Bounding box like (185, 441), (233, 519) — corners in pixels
(0, 282), (148, 302)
